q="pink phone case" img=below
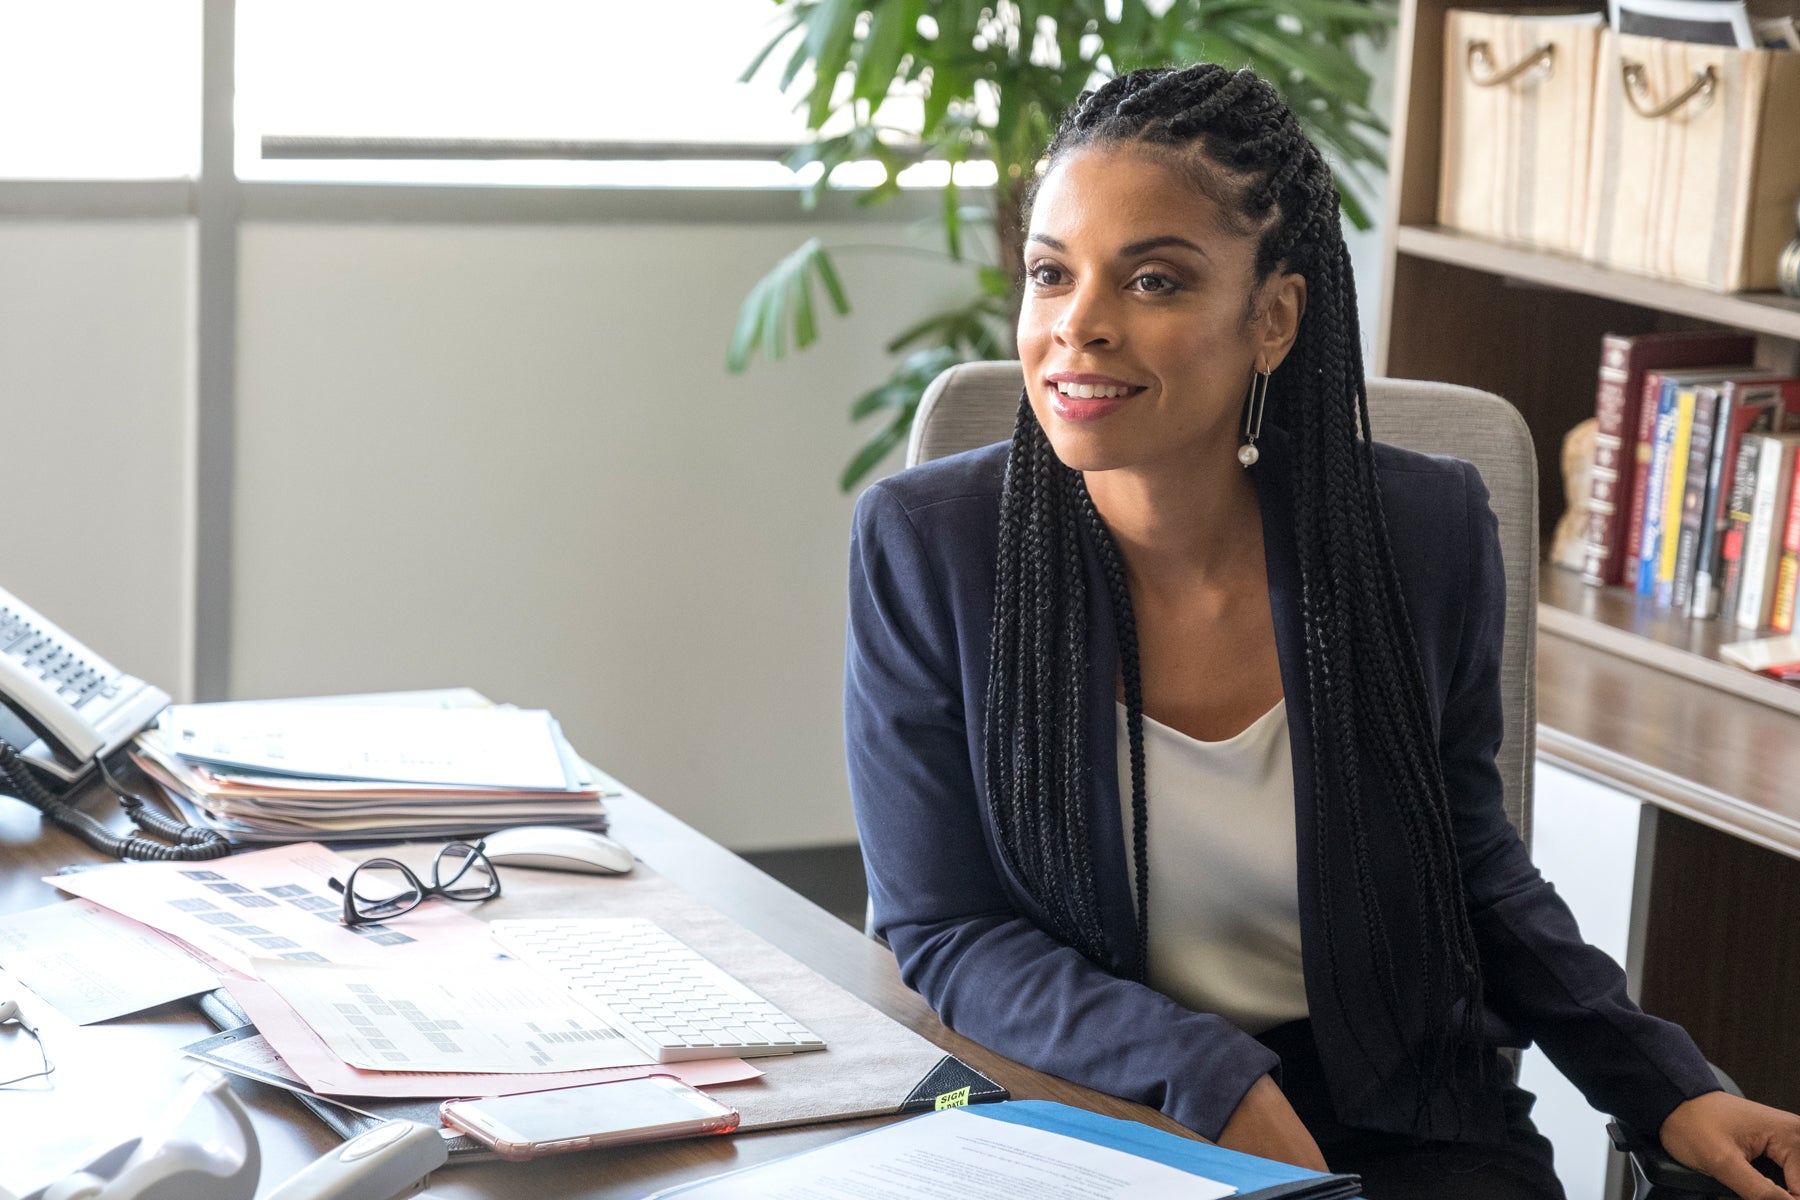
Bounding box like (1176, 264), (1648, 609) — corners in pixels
(440, 1075), (739, 1162)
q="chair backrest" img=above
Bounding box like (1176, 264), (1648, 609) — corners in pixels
(907, 361), (1539, 839)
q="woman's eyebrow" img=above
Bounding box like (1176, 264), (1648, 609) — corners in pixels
(1024, 232), (1209, 261)
(1118, 234), (1209, 260)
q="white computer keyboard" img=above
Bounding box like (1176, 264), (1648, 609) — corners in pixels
(489, 917), (827, 1062)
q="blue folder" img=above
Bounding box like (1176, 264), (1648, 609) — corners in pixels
(650, 1099), (1361, 1199)
(966, 1102), (1362, 1199)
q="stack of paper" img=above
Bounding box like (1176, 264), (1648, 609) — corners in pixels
(133, 692), (616, 843)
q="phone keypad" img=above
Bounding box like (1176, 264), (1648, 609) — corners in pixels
(0, 605), (116, 707)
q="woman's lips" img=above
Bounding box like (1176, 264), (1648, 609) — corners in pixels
(1050, 391), (1130, 422)
(1045, 377), (1144, 422)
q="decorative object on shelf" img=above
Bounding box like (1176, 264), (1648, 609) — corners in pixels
(1719, 631), (1800, 684)
(1779, 194), (1800, 299)
(1585, 31), (1800, 292)
(1553, 418), (1599, 572)
(1439, 8), (1604, 258)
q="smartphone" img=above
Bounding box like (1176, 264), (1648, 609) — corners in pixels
(439, 1075), (739, 1162)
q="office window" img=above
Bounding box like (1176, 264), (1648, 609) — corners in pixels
(237, 0), (958, 188)
(0, 0), (202, 179)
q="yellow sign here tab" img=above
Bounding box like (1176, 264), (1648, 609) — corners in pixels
(934, 1086), (972, 1110)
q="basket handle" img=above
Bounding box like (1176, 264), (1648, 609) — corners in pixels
(1466, 39), (1555, 87)
(1621, 59), (1718, 118)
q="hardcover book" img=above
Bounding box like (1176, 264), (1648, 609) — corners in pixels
(1772, 459), (1800, 633)
(1638, 383), (1683, 596)
(1735, 434), (1800, 630)
(1654, 386), (1700, 606)
(1671, 385), (1722, 612)
(1585, 331), (1755, 587)
(1720, 441), (1766, 622)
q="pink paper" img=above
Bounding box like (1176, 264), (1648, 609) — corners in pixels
(224, 976), (761, 1098)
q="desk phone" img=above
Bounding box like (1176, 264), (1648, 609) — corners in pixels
(9, 1069), (447, 1200)
(0, 583), (227, 861)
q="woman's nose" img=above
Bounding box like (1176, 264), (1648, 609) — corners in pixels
(1053, 285), (1117, 349)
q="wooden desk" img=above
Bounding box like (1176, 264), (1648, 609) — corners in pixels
(0, 784), (1190, 1199)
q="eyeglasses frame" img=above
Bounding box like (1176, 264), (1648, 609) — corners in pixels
(329, 839), (501, 927)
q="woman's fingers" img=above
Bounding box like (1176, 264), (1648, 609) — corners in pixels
(1659, 1092), (1800, 1200)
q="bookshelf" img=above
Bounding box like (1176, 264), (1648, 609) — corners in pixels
(1376, 0), (1800, 705)
(1374, 0), (1800, 1133)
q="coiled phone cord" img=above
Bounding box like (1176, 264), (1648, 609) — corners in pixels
(0, 738), (231, 861)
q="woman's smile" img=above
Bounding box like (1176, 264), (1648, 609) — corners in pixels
(1047, 371), (1148, 421)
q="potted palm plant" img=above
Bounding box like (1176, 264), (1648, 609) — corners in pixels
(728, 0), (1394, 488)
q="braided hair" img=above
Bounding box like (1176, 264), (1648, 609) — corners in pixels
(983, 64), (1486, 1122)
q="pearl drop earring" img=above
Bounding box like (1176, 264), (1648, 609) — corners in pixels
(1239, 368), (1271, 467)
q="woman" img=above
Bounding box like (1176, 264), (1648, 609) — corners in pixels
(844, 64), (1800, 1198)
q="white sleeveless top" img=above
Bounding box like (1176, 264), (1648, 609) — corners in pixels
(1116, 699), (1309, 1035)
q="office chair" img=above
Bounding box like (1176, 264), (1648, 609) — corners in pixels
(904, 361), (1542, 838)
(883, 361), (1735, 1199)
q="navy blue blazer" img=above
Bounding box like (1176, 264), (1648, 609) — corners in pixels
(844, 428), (1716, 1143)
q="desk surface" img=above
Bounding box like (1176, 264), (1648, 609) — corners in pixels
(0, 781), (1189, 1199)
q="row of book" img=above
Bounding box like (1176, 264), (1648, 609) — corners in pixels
(1580, 330), (1800, 633)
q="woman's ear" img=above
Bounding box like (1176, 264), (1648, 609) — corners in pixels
(1259, 272), (1307, 372)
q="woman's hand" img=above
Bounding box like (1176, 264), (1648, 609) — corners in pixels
(1215, 1075), (1329, 1172)
(1659, 1091), (1800, 1199)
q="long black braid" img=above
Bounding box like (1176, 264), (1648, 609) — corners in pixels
(982, 63), (1486, 1124)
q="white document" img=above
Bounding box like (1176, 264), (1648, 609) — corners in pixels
(653, 1107), (1235, 1199)
(254, 957), (654, 1073)
(159, 703), (576, 789)
(50, 842), (491, 976)
(0, 899), (219, 1024)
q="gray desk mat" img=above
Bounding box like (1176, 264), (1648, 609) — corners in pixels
(426, 858), (1000, 1131)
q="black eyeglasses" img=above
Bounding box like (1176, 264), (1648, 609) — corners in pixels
(329, 841), (501, 926)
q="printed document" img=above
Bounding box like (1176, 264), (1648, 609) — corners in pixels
(220, 977), (759, 1098)
(49, 842), (489, 975)
(653, 1107), (1235, 1199)
(254, 956), (652, 1072)
(0, 899), (218, 1023)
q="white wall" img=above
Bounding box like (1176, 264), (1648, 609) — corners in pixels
(0, 219), (196, 700)
(232, 218), (968, 849)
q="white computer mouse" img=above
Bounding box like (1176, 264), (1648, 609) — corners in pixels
(481, 825), (635, 875)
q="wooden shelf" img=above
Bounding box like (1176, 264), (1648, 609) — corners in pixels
(1382, 0), (1800, 1141)
(1539, 566), (1800, 718)
(1395, 226), (1800, 343)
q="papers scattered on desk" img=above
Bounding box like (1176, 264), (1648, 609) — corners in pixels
(36, 840), (763, 1117)
(0, 899), (219, 1023)
(133, 693), (617, 843)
